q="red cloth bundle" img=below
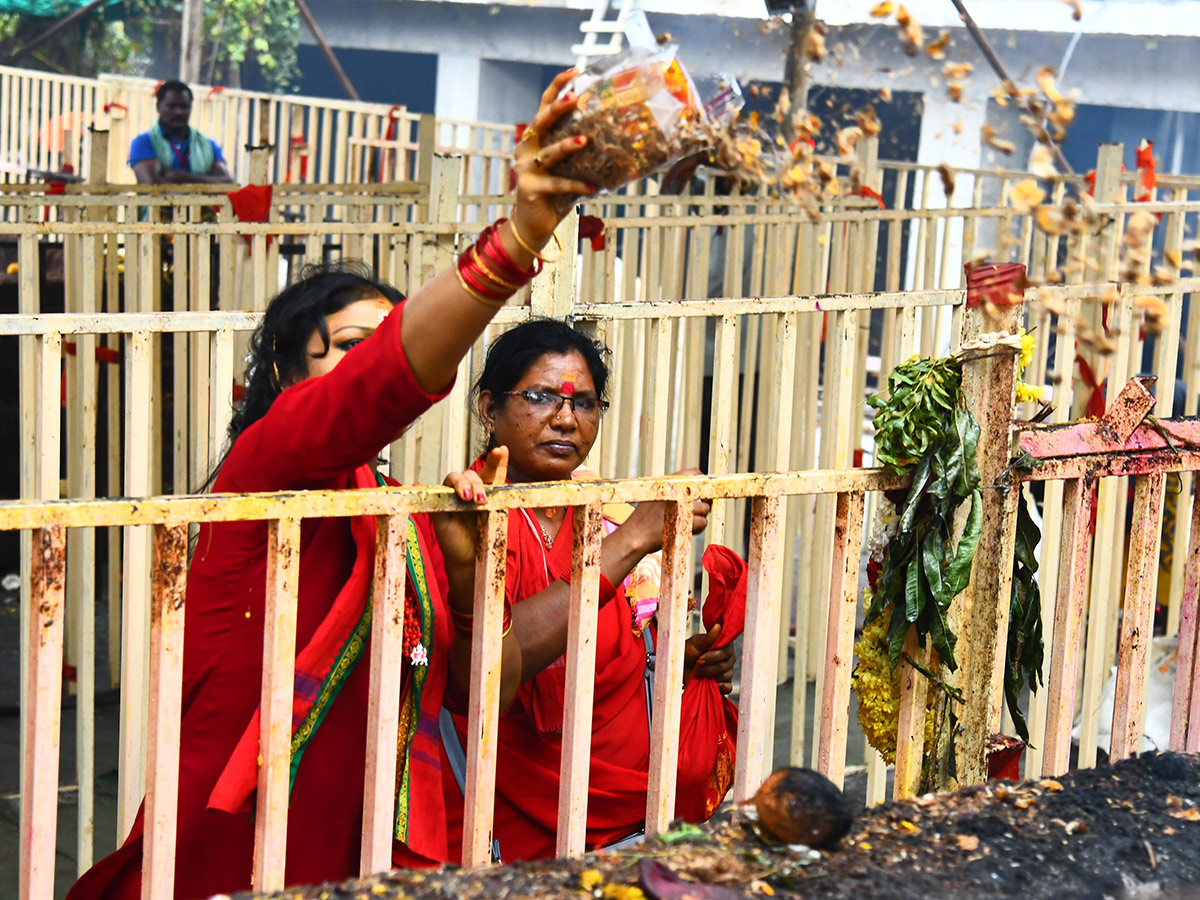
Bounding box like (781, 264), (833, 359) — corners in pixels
(675, 544), (746, 821)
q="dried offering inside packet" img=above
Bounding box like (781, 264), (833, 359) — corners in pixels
(544, 45), (714, 204)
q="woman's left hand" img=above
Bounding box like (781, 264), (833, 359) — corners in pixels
(683, 623), (735, 695)
(431, 446), (509, 611)
(509, 68), (596, 249)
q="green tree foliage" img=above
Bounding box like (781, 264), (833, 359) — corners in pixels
(203, 0), (300, 91)
(2, 0), (300, 91)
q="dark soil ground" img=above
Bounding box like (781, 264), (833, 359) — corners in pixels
(232, 752), (1200, 900)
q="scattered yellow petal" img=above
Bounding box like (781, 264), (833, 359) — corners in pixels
(955, 834), (980, 851)
(899, 819), (919, 833)
(1169, 808), (1200, 821)
(982, 124), (1015, 155)
(5, 262), (17, 274)
(1011, 179), (1046, 213)
(1039, 779), (1064, 792)
(942, 61), (973, 80)
(601, 886), (645, 900)
(925, 29), (950, 59)
(859, 841), (873, 850)
(1060, 0), (1082, 19)
(869, 1), (895, 17)
(1031, 145), (1056, 179)
(1037, 67), (1063, 103)
(579, 870), (604, 891)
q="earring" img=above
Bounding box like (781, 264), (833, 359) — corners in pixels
(271, 337), (283, 389)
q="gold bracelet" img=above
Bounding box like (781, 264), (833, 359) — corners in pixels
(507, 219), (563, 264)
(455, 264), (508, 310)
(470, 246), (522, 291)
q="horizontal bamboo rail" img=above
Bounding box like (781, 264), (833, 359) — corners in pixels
(16, 418), (1200, 897)
(14, 466), (904, 899)
(5, 135), (1200, 897)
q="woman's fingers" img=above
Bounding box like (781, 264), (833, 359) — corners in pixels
(529, 134), (589, 171)
(519, 174), (597, 198)
(529, 91), (581, 138)
(442, 469), (489, 503)
(539, 67), (577, 108)
(443, 471), (475, 502)
(479, 445), (509, 486)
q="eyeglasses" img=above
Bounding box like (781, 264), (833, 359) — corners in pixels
(502, 390), (610, 418)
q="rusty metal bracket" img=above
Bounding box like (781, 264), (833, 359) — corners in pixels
(1017, 377), (1165, 461)
(1097, 376), (1158, 446)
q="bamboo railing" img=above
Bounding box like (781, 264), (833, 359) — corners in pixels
(5, 132), (1200, 895)
(12, 295), (1200, 900)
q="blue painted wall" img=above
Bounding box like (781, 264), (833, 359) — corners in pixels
(242, 45), (438, 113)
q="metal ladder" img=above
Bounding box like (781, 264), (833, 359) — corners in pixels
(572, 0), (642, 69)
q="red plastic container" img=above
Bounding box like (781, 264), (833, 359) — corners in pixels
(965, 261), (1026, 309)
(986, 733), (1027, 782)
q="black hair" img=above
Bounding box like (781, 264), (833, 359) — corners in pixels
(224, 260), (405, 451)
(473, 318), (611, 442)
(156, 80), (193, 102)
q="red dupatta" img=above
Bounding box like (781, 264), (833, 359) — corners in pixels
(209, 463), (456, 864)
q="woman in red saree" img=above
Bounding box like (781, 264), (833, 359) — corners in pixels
(68, 71), (593, 900)
(435, 320), (742, 861)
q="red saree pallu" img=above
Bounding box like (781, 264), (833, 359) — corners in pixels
(675, 545), (746, 822)
(443, 464), (742, 860)
(68, 303), (458, 900)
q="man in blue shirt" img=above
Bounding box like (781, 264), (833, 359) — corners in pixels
(129, 80), (234, 184)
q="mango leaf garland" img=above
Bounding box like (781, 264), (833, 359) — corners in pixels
(865, 356), (982, 673)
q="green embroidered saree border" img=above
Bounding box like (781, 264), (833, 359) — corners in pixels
(288, 596), (373, 794)
(394, 516), (435, 842)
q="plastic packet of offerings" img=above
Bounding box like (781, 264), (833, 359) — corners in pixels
(543, 44), (713, 205)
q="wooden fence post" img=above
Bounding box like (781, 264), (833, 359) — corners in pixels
(944, 290), (1022, 787)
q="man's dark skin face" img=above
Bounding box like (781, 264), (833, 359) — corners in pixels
(157, 90), (192, 138)
(134, 87), (232, 183)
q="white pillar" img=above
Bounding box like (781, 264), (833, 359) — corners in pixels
(910, 92), (989, 300)
(435, 53), (483, 121)
(477, 60), (545, 132)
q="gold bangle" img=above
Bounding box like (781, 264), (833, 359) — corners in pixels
(507, 219), (563, 264)
(455, 264), (508, 310)
(470, 246), (522, 291)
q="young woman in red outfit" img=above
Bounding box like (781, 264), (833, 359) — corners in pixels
(68, 70), (593, 900)
(434, 320), (742, 861)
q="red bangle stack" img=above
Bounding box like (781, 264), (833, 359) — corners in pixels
(455, 218), (542, 309)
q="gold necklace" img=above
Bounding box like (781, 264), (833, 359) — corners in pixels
(535, 513), (555, 547)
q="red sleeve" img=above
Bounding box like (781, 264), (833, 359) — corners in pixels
(217, 300), (453, 491)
